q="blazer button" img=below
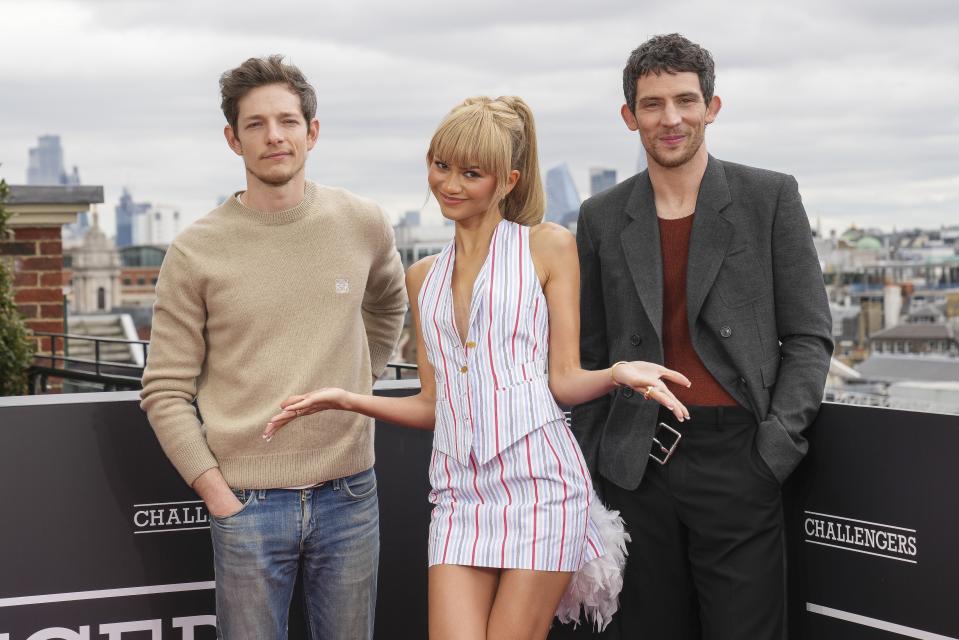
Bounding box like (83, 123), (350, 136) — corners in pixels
(739, 376), (747, 385)
(720, 325), (733, 338)
(622, 387), (634, 399)
(630, 334), (642, 346)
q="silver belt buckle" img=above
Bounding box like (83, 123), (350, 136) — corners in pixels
(649, 421), (682, 465)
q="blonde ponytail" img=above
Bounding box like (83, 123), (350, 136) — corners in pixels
(426, 95), (545, 227)
(497, 96), (544, 226)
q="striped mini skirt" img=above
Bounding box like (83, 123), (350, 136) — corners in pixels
(427, 419), (604, 571)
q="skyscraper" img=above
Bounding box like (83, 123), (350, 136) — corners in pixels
(27, 135), (66, 185)
(115, 188), (152, 248)
(589, 167), (617, 196)
(133, 205), (181, 246)
(398, 210), (421, 227)
(545, 163), (581, 226)
(27, 135), (81, 185)
(29, 135), (89, 241)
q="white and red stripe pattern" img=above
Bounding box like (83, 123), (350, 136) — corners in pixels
(418, 219), (567, 467)
(427, 421), (604, 570)
(417, 219), (627, 627)
(418, 219), (607, 570)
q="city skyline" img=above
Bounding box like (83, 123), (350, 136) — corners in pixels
(1, 0), (957, 238)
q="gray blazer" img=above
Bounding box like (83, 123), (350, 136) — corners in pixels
(572, 155), (833, 491)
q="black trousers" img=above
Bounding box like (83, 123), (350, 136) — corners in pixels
(602, 405), (785, 640)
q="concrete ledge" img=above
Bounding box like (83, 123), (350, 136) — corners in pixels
(7, 185), (104, 206)
(0, 378), (421, 407)
(5, 185), (104, 227)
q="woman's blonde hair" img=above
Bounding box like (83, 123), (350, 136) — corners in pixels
(426, 96), (544, 226)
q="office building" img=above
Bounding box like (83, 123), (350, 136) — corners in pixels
(589, 167), (617, 196)
(545, 163), (581, 226)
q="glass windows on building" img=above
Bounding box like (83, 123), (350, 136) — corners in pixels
(119, 246), (166, 268)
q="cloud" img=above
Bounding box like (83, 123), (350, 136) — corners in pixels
(0, 0), (957, 237)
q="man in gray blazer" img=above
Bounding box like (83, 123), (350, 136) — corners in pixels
(572, 34), (832, 639)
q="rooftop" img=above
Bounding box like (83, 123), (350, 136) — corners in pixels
(869, 323), (955, 341)
(856, 354), (959, 383)
(7, 184), (103, 205)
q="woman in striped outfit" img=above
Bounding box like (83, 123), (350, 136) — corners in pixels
(264, 96), (691, 639)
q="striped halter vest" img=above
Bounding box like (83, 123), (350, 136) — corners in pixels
(418, 218), (567, 467)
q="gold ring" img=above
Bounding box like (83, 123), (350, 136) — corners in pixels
(643, 385), (655, 400)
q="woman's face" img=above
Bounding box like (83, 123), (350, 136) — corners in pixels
(428, 158), (500, 223)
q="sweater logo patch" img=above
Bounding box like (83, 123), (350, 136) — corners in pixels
(335, 278), (350, 294)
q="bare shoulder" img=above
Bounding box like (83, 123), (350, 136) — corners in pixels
(529, 221), (577, 258)
(528, 222), (577, 287)
(405, 254), (440, 295)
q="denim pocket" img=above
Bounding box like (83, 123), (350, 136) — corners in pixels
(341, 469), (377, 500)
(211, 489), (257, 524)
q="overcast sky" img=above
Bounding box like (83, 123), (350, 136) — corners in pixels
(1, 0), (957, 238)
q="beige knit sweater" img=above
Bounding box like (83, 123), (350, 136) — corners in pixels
(140, 182), (407, 489)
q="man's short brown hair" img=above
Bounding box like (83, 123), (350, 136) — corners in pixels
(219, 55), (317, 133)
(623, 34), (715, 112)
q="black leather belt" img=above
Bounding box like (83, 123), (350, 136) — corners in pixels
(658, 404), (753, 426)
(649, 420), (682, 465)
(650, 405), (754, 464)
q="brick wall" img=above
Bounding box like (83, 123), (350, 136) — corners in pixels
(0, 226), (67, 352)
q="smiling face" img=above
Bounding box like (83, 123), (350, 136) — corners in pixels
(428, 159), (513, 223)
(622, 70), (721, 170)
(224, 83), (319, 188)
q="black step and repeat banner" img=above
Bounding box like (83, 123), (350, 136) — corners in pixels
(785, 403), (958, 640)
(0, 392), (219, 640)
(1, 392), (956, 639)
(0, 386), (433, 640)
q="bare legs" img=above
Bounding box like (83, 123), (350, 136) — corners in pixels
(429, 564), (573, 640)
(488, 569), (574, 639)
(429, 565), (498, 640)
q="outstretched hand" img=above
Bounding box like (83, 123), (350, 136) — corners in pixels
(612, 361), (692, 421)
(262, 388), (349, 441)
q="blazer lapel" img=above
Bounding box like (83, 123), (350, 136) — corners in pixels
(686, 156), (733, 327)
(620, 172), (664, 342)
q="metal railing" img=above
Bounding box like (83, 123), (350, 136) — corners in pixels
(384, 362), (419, 380)
(824, 385), (959, 415)
(28, 331), (418, 394)
(29, 331), (149, 393)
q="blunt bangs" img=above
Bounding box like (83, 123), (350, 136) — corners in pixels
(428, 105), (512, 186)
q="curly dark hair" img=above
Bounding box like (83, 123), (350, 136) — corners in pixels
(623, 34), (715, 111)
(219, 55), (317, 133)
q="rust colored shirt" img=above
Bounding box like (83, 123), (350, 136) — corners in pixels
(659, 215), (738, 406)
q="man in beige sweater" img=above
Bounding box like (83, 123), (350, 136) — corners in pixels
(140, 55), (407, 639)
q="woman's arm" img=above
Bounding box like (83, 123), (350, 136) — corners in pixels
(531, 223), (691, 421)
(262, 258), (439, 439)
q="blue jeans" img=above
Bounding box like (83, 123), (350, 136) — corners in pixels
(210, 468), (379, 640)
